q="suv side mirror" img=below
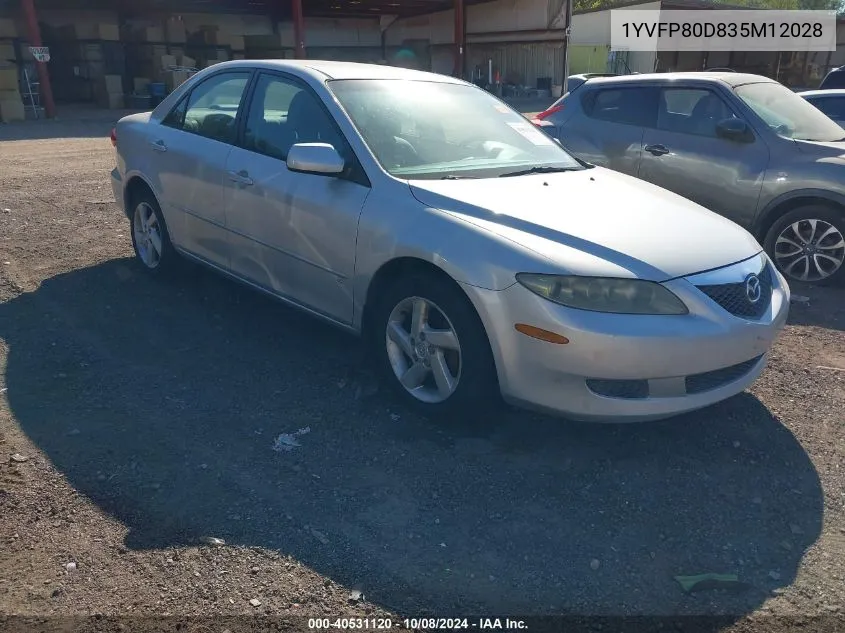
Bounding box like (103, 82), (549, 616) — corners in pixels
(287, 143), (346, 176)
(715, 118), (753, 143)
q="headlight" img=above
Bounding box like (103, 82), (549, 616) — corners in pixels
(515, 274), (688, 315)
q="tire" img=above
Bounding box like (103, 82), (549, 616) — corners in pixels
(370, 272), (500, 420)
(763, 205), (845, 286)
(129, 189), (178, 276)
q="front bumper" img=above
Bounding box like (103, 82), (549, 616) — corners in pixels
(463, 255), (789, 422)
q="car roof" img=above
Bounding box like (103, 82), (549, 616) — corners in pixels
(581, 72), (775, 88)
(206, 59), (465, 84)
(798, 89), (845, 97)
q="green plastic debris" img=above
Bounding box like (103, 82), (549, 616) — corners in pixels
(675, 573), (740, 593)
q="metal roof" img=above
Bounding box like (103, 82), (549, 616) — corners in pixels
(0, 0), (491, 18)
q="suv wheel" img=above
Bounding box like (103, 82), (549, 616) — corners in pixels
(764, 205), (845, 286)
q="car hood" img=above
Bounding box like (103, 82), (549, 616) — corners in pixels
(409, 167), (762, 281)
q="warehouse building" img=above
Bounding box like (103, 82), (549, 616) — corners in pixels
(0, 0), (570, 122)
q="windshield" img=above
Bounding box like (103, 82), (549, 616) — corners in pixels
(327, 79), (583, 179)
(734, 81), (845, 142)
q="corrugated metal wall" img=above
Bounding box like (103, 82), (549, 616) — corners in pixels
(467, 41), (563, 88)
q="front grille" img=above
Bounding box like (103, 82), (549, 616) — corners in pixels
(586, 378), (649, 399)
(696, 263), (773, 320)
(685, 355), (763, 394)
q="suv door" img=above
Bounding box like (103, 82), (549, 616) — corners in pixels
(223, 71), (371, 324)
(557, 85), (658, 177)
(638, 86), (769, 228)
(154, 71), (252, 267)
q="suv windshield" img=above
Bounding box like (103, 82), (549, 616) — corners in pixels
(734, 81), (845, 142)
(327, 79), (583, 179)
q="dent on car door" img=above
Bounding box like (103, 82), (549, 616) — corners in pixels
(154, 71), (252, 267)
(638, 87), (768, 227)
(563, 86), (657, 177)
(223, 72), (370, 324)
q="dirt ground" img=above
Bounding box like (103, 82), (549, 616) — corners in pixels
(0, 116), (844, 633)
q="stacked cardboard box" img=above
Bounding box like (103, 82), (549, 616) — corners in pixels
(165, 17), (187, 44)
(57, 23), (119, 41)
(0, 41), (16, 64)
(0, 64), (23, 122)
(96, 74), (124, 109)
(132, 26), (165, 43)
(0, 18), (18, 39)
(165, 70), (191, 92)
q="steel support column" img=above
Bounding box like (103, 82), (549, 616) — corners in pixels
(20, 0), (56, 118)
(453, 0), (465, 78)
(292, 0), (305, 59)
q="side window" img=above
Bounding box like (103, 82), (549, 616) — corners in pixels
(181, 72), (250, 144)
(810, 97), (845, 120)
(243, 73), (345, 161)
(658, 88), (738, 138)
(162, 97), (187, 129)
(582, 87), (656, 127)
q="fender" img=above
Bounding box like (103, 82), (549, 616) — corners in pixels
(753, 188), (845, 237)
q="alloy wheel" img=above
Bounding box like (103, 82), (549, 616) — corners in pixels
(133, 202), (163, 269)
(774, 218), (845, 282)
(385, 296), (462, 404)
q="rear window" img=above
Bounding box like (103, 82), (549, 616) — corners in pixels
(581, 87), (657, 127)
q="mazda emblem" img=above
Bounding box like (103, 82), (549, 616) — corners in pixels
(745, 273), (762, 304)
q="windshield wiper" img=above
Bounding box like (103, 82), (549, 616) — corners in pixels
(498, 166), (580, 178)
(440, 174), (476, 180)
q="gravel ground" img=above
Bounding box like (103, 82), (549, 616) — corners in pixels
(0, 117), (844, 633)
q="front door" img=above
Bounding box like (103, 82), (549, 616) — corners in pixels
(224, 71), (371, 324)
(638, 86), (769, 228)
(152, 71), (252, 266)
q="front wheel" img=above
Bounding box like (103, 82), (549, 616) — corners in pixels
(371, 273), (500, 419)
(764, 205), (845, 286)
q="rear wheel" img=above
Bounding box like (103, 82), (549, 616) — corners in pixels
(764, 205), (845, 286)
(370, 272), (500, 419)
(130, 191), (178, 275)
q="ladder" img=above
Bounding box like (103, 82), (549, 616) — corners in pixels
(22, 65), (41, 120)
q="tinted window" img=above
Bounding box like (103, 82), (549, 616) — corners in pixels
(162, 97), (187, 129)
(807, 96), (845, 121)
(582, 87), (657, 127)
(180, 72), (250, 144)
(243, 73), (345, 161)
(658, 88), (738, 137)
(820, 70), (845, 90)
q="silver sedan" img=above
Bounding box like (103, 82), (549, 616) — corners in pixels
(110, 60), (789, 422)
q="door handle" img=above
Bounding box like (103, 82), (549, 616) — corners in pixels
(149, 139), (167, 152)
(228, 170), (254, 186)
(644, 144), (670, 156)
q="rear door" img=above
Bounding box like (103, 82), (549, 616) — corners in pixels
(556, 84), (658, 177)
(638, 86), (768, 228)
(152, 71), (252, 267)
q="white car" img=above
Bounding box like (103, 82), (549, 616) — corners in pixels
(110, 60), (790, 422)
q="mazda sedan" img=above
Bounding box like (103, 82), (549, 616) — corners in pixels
(110, 60), (789, 422)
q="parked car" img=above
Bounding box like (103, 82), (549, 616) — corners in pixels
(111, 60), (789, 423)
(798, 89), (845, 128)
(532, 72), (845, 285)
(818, 65), (845, 90)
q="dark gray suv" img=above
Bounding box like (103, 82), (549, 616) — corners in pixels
(533, 72), (845, 285)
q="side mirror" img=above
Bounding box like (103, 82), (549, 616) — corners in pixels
(715, 118), (753, 143)
(286, 143), (346, 176)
